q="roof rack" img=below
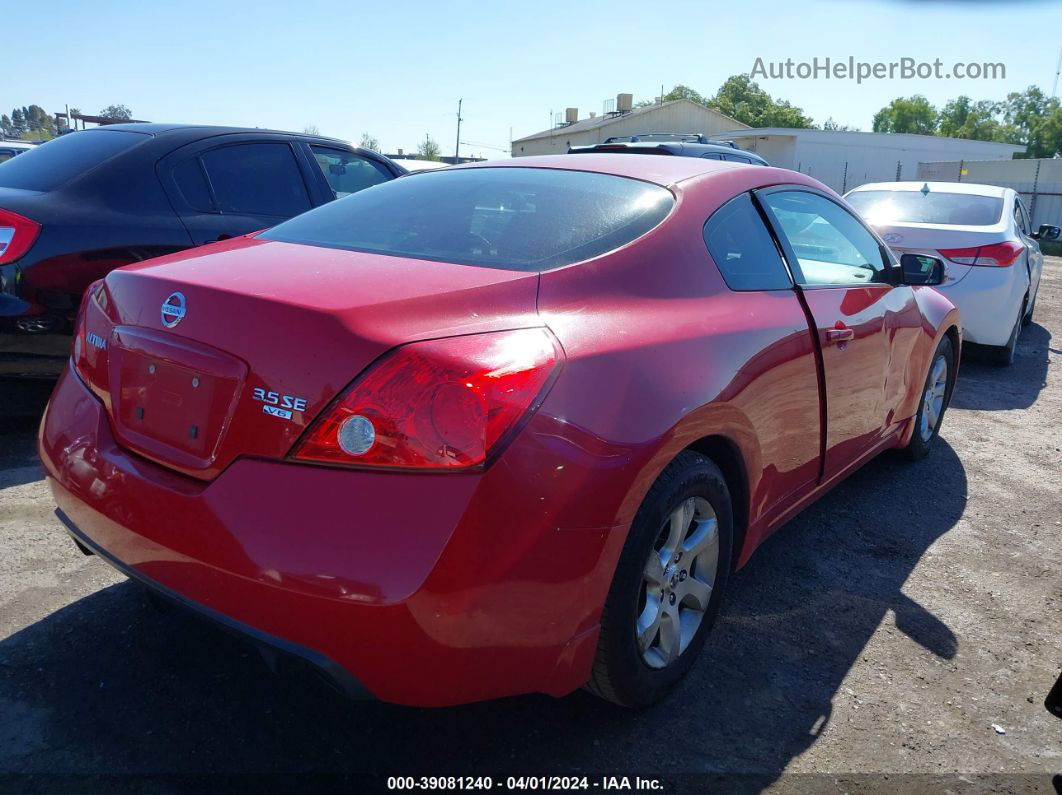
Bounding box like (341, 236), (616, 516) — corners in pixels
(603, 133), (712, 144)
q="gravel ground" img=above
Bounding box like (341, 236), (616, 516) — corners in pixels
(1, 262), (1060, 793)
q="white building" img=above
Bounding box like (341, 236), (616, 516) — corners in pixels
(512, 97), (748, 157)
(709, 128), (1025, 194)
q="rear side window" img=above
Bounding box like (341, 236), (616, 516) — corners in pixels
(846, 190), (1003, 226)
(1018, 200), (1032, 233)
(0, 130), (145, 191)
(200, 143), (311, 217)
(260, 167), (675, 272)
(703, 193), (792, 291)
(310, 146), (391, 198)
(171, 158), (214, 211)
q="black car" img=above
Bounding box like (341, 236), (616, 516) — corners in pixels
(569, 135), (769, 166)
(0, 124), (405, 377)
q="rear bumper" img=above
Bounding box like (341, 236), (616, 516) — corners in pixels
(39, 363), (626, 706)
(936, 266), (1027, 347)
(54, 508), (371, 699)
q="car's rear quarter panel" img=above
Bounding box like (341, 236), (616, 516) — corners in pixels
(535, 169), (829, 570)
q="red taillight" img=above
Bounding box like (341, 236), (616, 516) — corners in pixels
(938, 241), (1023, 267)
(72, 280), (104, 379)
(0, 208), (41, 265)
(292, 328), (561, 470)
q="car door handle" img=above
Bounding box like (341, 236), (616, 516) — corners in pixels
(826, 327), (854, 343)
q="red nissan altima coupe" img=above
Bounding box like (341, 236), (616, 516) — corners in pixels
(40, 155), (960, 707)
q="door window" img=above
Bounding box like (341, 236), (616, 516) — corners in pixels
(1015, 199), (1032, 235)
(310, 146), (391, 198)
(199, 143), (311, 217)
(763, 190), (889, 286)
(703, 194), (792, 291)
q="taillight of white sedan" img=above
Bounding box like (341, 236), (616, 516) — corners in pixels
(846, 181), (1060, 365)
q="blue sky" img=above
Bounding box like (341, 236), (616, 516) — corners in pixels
(5, 0), (1061, 158)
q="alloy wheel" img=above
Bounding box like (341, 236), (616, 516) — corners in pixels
(637, 496), (719, 669)
(919, 353), (948, 442)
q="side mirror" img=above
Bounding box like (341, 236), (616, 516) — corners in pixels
(1035, 223), (1061, 241)
(900, 253), (945, 286)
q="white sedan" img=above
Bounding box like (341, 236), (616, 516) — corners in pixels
(846, 181), (1060, 365)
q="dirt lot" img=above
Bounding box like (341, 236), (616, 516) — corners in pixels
(1, 262), (1060, 792)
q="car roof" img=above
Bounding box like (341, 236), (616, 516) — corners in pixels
(0, 139), (37, 149)
(452, 153), (759, 187)
(79, 123), (350, 147)
(569, 141), (765, 160)
(849, 181), (1009, 199)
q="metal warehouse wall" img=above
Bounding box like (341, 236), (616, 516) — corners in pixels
(918, 159), (1062, 229)
(791, 140), (1021, 196)
(791, 139), (919, 194)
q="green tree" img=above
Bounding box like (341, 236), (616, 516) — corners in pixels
(822, 117), (859, 131)
(871, 96), (938, 135)
(18, 105), (55, 140)
(1031, 105), (1062, 158)
(0, 114), (13, 137)
(635, 84), (709, 108)
(98, 104), (132, 121)
(10, 108), (26, 135)
(936, 96), (1018, 143)
(418, 135), (441, 161)
(707, 74), (814, 128)
(359, 132), (380, 151)
(1002, 86), (1062, 158)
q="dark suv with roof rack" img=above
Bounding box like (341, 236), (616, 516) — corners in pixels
(0, 124), (405, 378)
(569, 134), (768, 166)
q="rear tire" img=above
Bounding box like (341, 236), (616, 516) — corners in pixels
(988, 299), (1024, 367)
(902, 335), (954, 461)
(586, 451), (733, 707)
(1022, 291), (1036, 327)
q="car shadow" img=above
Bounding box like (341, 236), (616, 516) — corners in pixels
(952, 322), (1051, 411)
(0, 439), (966, 787)
(0, 381), (53, 486)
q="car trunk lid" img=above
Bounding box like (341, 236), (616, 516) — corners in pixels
(82, 236), (541, 480)
(868, 222), (1011, 286)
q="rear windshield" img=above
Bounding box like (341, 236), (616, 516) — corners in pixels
(846, 190), (1003, 226)
(259, 166), (674, 272)
(0, 129), (146, 192)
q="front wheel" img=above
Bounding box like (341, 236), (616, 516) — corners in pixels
(586, 451), (733, 707)
(902, 335), (954, 460)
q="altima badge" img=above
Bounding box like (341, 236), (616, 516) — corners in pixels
(161, 292), (186, 328)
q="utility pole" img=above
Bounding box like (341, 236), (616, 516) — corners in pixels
(1053, 47), (1062, 99)
(455, 99), (463, 164)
